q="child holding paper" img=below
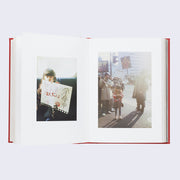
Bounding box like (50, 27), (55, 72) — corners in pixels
(37, 68), (61, 121)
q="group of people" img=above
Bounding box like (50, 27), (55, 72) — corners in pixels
(98, 71), (148, 120)
(98, 72), (125, 120)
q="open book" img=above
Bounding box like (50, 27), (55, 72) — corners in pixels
(9, 33), (170, 144)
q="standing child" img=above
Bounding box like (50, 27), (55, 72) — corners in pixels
(113, 86), (124, 120)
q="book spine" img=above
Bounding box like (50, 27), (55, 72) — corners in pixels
(8, 38), (14, 143)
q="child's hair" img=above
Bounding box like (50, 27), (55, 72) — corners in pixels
(43, 68), (56, 82)
(115, 85), (123, 92)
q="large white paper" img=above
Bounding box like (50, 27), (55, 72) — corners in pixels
(41, 80), (72, 114)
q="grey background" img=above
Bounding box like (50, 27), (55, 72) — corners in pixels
(0, 0), (177, 180)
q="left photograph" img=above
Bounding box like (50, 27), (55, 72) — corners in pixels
(36, 57), (77, 121)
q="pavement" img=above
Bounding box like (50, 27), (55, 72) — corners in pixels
(98, 84), (152, 128)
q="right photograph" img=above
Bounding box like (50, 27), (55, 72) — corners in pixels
(98, 52), (152, 128)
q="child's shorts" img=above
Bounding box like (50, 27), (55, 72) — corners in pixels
(114, 101), (122, 108)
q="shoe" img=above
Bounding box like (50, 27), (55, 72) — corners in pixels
(108, 111), (111, 114)
(45, 117), (51, 121)
(102, 113), (106, 116)
(111, 108), (115, 112)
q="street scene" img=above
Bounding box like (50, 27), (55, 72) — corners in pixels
(98, 52), (151, 128)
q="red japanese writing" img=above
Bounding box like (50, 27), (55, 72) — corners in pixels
(45, 92), (60, 98)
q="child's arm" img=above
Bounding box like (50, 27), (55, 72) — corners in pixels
(117, 93), (124, 99)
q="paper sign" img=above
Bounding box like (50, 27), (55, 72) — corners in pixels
(41, 80), (73, 114)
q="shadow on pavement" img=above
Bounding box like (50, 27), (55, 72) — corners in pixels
(103, 111), (143, 128)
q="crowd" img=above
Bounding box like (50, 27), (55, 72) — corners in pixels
(98, 71), (148, 120)
(98, 72), (125, 120)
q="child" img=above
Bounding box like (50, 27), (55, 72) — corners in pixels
(113, 85), (124, 120)
(37, 68), (60, 121)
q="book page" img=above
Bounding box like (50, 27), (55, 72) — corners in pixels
(17, 33), (90, 144)
(89, 38), (166, 143)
